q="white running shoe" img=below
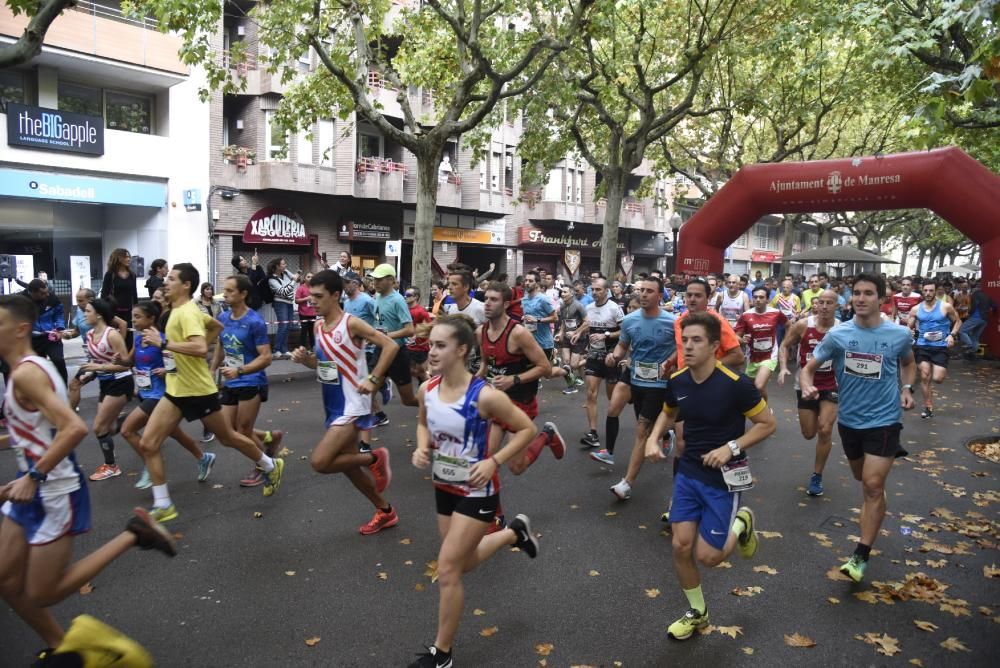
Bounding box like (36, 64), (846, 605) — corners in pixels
(610, 478), (632, 500)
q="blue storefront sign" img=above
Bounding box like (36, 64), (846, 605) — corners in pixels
(6, 103), (104, 155)
(0, 168), (166, 207)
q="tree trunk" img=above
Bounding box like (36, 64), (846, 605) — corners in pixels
(413, 148), (445, 298)
(600, 170), (626, 280)
(779, 214), (797, 278)
(897, 239), (910, 275)
(817, 224), (831, 275)
(915, 248), (926, 277)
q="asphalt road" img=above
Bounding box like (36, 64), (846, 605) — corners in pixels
(3, 357), (999, 667)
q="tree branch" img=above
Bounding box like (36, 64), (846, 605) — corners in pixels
(0, 0), (76, 69)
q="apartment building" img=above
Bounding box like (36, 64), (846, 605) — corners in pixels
(0, 0), (210, 299)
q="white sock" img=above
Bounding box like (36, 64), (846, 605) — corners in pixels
(731, 517), (746, 537)
(257, 454), (275, 472)
(152, 484), (172, 509)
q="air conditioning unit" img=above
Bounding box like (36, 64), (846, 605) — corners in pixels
(236, 25), (246, 36)
(236, 120), (244, 130)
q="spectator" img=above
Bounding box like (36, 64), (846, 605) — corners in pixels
(25, 279), (68, 383)
(231, 253), (268, 311)
(296, 271), (317, 350)
(267, 257), (298, 359)
(100, 248), (138, 346)
(144, 258), (168, 297)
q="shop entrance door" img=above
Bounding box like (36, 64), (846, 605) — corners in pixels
(353, 255), (379, 276)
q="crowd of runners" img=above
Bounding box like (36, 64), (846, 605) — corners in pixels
(0, 249), (996, 666)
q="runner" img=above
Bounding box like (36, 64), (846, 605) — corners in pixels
(769, 278), (801, 346)
(405, 286), (433, 384)
(778, 289), (840, 497)
(734, 287), (787, 402)
(800, 272), (916, 583)
(576, 278), (624, 462)
(478, 281), (565, 479)
(342, 272), (389, 428)
(78, 298), (134, 481)
(666, 279), (745, 373)
(0, 294), (176, 665)
(210, 274), (282, 487)
(120, 300), (215, 490)
(800, 275), (824, 314)
(604, 276), (676, 500)
(908, 279), (961, 419)
(136, 263), (285, 522)
(443, 269), (486, 326)
(371, 264), (418, 407)
(408, 314), (539, 668)
(555, 285), (587, 396)
(520, 270), (576, 389)
(644, 312), (776, 640)
(62, 288), (127, 411)
(890, 277), (921, 327)
(714, 275), (751, 329)
(290, 270), (399, 535)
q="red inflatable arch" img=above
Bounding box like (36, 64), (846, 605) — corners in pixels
(676, 146), (1000, 354)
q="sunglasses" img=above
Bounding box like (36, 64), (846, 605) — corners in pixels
(404, 292), (416, 298)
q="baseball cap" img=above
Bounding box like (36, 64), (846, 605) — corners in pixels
(370, 263), (396, 279)
(343, 271), (361, 284)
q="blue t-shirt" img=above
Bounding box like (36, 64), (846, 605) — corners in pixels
(665, 363), (766, 489)
(218, 309), (270, 388)
(133, 333), (167, 400)
(619, 309), (677, 388)
(521, 292), (555, 350)
(344, 293), (377, 327)
(72, 308), (94, 340)
(578, 293), (594, 307)
(812, 319), (914, 429)
(374, 290), (413, 346)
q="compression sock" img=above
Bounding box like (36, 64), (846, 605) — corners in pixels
(256, 454), (276, 472)
(152, 484), (172, 509)
(605, 416), (619, 455)
(524, 432), (548, 465)
(683, 585), (706, 615)
(731, 516), (747, 538)
(853, 542), (872, 562)
(97, 434), (116, 466)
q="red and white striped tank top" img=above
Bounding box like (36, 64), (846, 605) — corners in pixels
(86, 326), (131, 380)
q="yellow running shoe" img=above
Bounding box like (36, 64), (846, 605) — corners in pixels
(667, 608), (710, 640)
(263, 458), (285, 497)
(736, 506), (758, 559)
(51, 614), (153, 667)
(148, 504), (178, 523)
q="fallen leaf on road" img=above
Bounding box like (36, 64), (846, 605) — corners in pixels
(905, 560), (920, 566)
(741, 647), (754, 655)
(859, 632), (900, 656)
(854, 591), (879, 604)
(939, 602), (971, 617)
(79, 583), (94, 595)
(757, 531), (783, 539)
(424, 560), (439, 582)
(827, 597), (840, 604)
(731, 586), (763, 597)
(983, 564), (1000, 578)
(399, 538), (412, 545)
(479, 626), (498, 637)
(645, 588), (660, 598)
(784, 632), (816, 648)
(753, 565), (778, 575)
(605, 511), (618, 517)
(926, 559), (947, 568)
(589, 570), (600, 576)
(979, 606), (994, 616)
(414, 583), (425, 591)
(535, 643), (554, 657)
(253, 512), (263, 518)
(939, 636), (970, 652)
(909, 659), (924, 666)
(715, 561), (732, 569)
(304, 637), (321, 647)
(715, 626), (743, 639)
(826, 567), (852, 582)
(277, 447), (291, 456)
(212, 484), (224, 489)
(284, 571), (296, 576)
(377, 572), (388, 581)
(473, 609), (486, 616)
(913, 620), (937, 632)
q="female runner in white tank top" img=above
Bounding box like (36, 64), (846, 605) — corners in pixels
(408, 314), (540, 668)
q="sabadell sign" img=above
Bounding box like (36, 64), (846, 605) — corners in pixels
(242, 207), (310, 246)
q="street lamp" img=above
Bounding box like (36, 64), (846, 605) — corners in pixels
(668, 212), (683, 276)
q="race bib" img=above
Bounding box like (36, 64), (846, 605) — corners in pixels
(162, 351), (177, 373)
(524, 320), (537, 332)
(432, 452), (471, 484)
(924, 331), (943, 342)
(844, 351), (882, 380)
(589, 333), (606, 350)
(224, 352), (243, 369)
(633, 360), (659, 381)
(134, 370), (152, 389)
(564, 318), (578, 330)
(752, 338), (773, 352)
(721, 458), (754, 492)
(316, 360), (340, 384)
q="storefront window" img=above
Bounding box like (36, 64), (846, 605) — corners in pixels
(105, 90), (153, 134)
(58, 83), (102, 117)
(0, 70), (25, 112)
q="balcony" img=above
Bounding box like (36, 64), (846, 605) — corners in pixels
(525, 196), (586, 224)
(367, 71), (405, 119)
(0, 1), (186, 75)
(354, 157), (407, 201)
(595, 199), (646, 229)
(216, 158), (338, 194)
(221, 51), (288, 96)
(436, 173), (463, 208)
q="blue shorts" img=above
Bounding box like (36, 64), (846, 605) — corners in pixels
(2, 476), (91, 546)
(670, 472), (740, 550)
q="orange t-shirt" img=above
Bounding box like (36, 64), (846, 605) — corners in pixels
(674, 310), (742, 359)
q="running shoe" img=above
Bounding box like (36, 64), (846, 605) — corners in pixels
(509, 514), (539, 558)
(262, 458), (285, 497)
(374, 412), (390, 427)
(663, 429), (677, 458)
(89, 464), (122, 481)
(542, 422), (565, 459)
(611, 478), (632, 500)
(197, 452), (217, 482)
(48, 614), (153, 668)
(574, 376), (585, 387)
(807, 473), (823, 497)
(667, 608), (710, 640)
(369, 447), (392, 493)
(380, 380), (393, 406)
(127, 507), (178, 556)
(148, 504), (178, 523)
(201, 429), (216, 443)
(735, 507), (758, 559)
(920, 407), (933, 419)
(407, 645), (453, 668)
(359, 506), (399, 535)
(561, 364), (574, 384)
(240, 467), (264, 487)
(839, 554), (868, 583)
(580, 431), (601, 449)
(562, 386), (579, 395)
(134, 468), (152, 490)
(590, 449), (614, 465)
(264, 429), (284, 457)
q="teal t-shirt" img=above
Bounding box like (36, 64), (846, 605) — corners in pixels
(374, 290), (413, 346)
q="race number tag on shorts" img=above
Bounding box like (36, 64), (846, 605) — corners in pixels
(633, 361), (659, 381)
(589, 333), (606, 350)
(162, 351), (177, 372)
(316, 360), (340, 384)
(752, 338), (773, 352)
(924, 331), (943, 342)
(721, 458), (754, 492)
(844, 352), (883, 380)
(224, 352), (243, 369)
(432, 452), (471, 484)
(134, 370), (152, 389)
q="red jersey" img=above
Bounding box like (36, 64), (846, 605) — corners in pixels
(735, 308), (786, 363)
(480, 316), (536, 405)
(507, 286), (524, 322)
(891, 292), (921, 325)
(798, 315), (837, 391)
(407, 303), (432, 352)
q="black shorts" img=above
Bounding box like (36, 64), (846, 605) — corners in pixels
(373, 344), (412, 386)
(796, 389), (839, 411)
(435, 488), (499, 523)
(98, 376), (134, 402)
(220, 384), (269, 405)
(584, 356), (620, 382)
(138, 397), (160, 415)
(559, 335), (588, 356)
(408, 349), (428, 364)
(629, 385), (667, 422)
(838, 423), (908, 461)
(165, 393), (222, 422)
(914, 345), (949, 368)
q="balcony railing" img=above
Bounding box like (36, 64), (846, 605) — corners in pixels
(222, 50), (259, 75)
(70, 0), (158, 29)
(356, 156), (407, 175)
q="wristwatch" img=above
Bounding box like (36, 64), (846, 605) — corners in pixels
(902, 384), (914, 392)
(368, 374), (381, 385)
(236, 367), (243, 377)
(727, 440), (741, 457)
(160, 337), (168, 350)
(28, 467), (47, 483)
(513, 375), (522, 386)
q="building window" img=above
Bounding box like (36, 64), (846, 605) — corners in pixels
(733, 232), (748, 249)
(58, 83), (102, 117)
(479, 160), (487, 190)
(319, 119), (335, 167)
(754, 223), (778, 251)
(0, 70), (25, 112)
(358, 131), (382, 159)
(297, 126), (312, 164)
(264, 110), (288, 160)
(543, 167), (563, 201)
(105, 90), (152, 134)
(490, 150), (502, 192)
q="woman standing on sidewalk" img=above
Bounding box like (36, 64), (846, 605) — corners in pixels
(100, 248), (139, 347)
(296, 272), (317, 351)
(267, 258), (298, 359)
